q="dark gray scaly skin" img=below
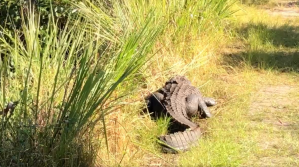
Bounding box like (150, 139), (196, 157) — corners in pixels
(159, 127), (202, 153)
(145, 76), (216, 153)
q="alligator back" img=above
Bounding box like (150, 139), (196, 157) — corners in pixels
(161, 76), (203, 129)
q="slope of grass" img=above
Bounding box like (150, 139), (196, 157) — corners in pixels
(87, 0), (238, 166)
(0, 0), (237, 166)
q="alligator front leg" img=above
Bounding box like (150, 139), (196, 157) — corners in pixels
(186, 94), (213, 118)
(198, 96), (212, 118)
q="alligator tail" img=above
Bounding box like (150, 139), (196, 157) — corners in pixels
(158, 127), (201, 153)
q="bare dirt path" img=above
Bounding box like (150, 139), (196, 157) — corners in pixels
(243, 2), (299, 166)
(245, 83), (299, 167)
(249, 85), (298, 115)
(266, 1), (299, 17)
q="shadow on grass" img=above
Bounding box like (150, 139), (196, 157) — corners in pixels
(223, 22), (299, 72)
(239, 23), (299, 48)
(278, 1), (299, 7)
(224, 50), (299, 71)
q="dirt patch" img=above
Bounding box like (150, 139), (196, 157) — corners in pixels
(143, 154), (178, 167)
(247, 85), (299, 166)
(249, 85), (296, 112)
(249, 85), (298, 125)
(266, 1), (299, 17)
(269, 8), (299, 17)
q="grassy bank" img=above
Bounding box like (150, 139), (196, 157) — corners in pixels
(0, 0), (236, 166)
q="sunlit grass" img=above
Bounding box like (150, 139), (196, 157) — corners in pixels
(173, 3), (299, 166)
(193, 3), (299, 166)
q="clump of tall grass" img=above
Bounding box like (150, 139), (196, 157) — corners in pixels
(0, 1), (162, 166)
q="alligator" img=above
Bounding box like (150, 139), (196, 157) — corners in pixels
(145, 76), (216, 153)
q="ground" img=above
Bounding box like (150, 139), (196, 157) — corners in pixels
(246, 84), (299, 166)
(266, 1), (299, 17)
(244, 2), (299, 166)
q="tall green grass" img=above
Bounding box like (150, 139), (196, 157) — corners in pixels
(0, 1), (162, 166)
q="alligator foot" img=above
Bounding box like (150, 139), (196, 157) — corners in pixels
(204, 97), (217, 107)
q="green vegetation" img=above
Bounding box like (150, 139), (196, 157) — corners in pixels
(1, 0), (299, 166)
(0, 1), (162, 166)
